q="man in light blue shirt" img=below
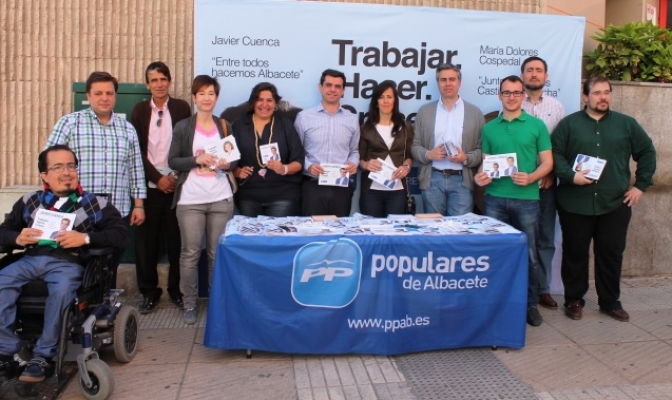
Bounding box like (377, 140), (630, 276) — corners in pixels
(295, 69), (360, 216)
(411, 64), (484, 216)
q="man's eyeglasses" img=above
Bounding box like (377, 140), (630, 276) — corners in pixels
(500, 91), (525, 98)
(45, 163), (78, 173)
(157, 110), (164, 127)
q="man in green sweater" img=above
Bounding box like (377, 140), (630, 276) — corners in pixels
(552, 76), (656, 322)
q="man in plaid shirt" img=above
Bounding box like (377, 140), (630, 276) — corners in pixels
(45, 71), (146, 285)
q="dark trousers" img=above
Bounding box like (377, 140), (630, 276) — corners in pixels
(301, 178), (353, 217)
(359, 189), (406, 218)
(134, 188), (181, 298)
(557, 203), (632, 311)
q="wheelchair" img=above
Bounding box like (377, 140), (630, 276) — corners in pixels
(0, 244), (139, 400)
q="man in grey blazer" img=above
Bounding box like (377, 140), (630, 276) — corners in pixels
(411, 63), (485, 216)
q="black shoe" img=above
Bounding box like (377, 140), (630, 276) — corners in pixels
(527, 306), (543, 327)
(139, 292), (161, 314)
(169, 293), (184, 309)
(19, 357), (53, 383)
(0, 354), (12, 377)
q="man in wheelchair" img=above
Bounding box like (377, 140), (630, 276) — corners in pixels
(0, 145), (128, 383)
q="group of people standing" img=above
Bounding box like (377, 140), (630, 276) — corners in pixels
(37, 56), (656, 330)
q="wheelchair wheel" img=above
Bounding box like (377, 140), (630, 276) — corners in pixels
(113, 305), (139, 363)
(78, 359), (114, 400)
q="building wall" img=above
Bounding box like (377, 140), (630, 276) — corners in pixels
(547, 0), (606, 53)
(0, 0), (542, 188)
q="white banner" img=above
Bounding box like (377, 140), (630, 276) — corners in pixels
(195, 0), (585, 120)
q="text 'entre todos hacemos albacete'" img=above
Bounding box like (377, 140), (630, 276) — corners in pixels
(371, 252), (490, 291)
(210, 35), (302, 79)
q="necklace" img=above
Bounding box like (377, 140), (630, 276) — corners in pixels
(252, 114), (274, 178)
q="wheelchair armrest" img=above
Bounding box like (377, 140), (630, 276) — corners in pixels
(0, 244), (23, 255)
(88, 247), (115, 257)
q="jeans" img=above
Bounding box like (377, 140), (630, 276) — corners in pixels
(176, 198), (234, 309)
(537, 184), (557, 294)
(421, 171), (473, 216)
(359, 189), (407, 218)
(236, 198), (300, 217)
(485, 195), (540, 307)
(0, 255), (83, 358)
(557, 203), (631, 311)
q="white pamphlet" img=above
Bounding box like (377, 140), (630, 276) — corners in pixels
(204, 136), (241, 163)
(573, 154), (606, 180)
(259, 143), (280, 164)
(483, 153), (517, 178)
(31, 209), (76, 241)
(319, 163), (350, 187)
(367, 158), (398, 189)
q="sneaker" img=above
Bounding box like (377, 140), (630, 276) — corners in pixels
(184, 307), (197, 325)
(526, 306), (543, 327)
(19, 357), (53, 383)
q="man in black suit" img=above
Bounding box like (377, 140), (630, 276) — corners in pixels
(130, 62), (191, 313)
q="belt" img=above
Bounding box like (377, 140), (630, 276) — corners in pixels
(432, 168), (462, 176)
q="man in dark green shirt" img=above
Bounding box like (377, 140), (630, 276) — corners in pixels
(552, 76), (656, 323)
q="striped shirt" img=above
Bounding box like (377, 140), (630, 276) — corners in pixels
(294, 104), (360, 177)
(521, 95), (566, 133)
(46, 108), (147, 216)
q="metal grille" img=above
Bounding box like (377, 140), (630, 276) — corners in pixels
(396, 348), (537, 399)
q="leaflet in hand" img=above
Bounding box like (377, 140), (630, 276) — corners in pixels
(443, 140), (459, 157)
(204, 136), (241, 163)
(573, 154), (606, 180)
(259, 143), (280, 164)
(367, 158), (398, 188)
(31, 209), (76, 241)
(483, 153), (517, 178)
(319, 163), (350, 187)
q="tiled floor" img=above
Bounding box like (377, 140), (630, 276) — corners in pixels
(52, 277), (672, 399)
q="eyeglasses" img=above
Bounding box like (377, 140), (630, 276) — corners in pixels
(500, 91), (525, 98)
(157, 110), (163, 127)
(45, 163), (78, 173)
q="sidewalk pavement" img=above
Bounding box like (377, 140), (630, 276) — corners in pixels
(56, 276), (672, 400)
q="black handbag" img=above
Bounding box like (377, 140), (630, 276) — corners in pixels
(405, 182), (416, 214)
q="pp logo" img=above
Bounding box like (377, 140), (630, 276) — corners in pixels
(291, 238), (362, 308)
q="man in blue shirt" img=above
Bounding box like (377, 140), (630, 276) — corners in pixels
(295, 69), (360, 216)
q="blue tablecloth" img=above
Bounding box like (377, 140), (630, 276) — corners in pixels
(205, 232), (528, 355)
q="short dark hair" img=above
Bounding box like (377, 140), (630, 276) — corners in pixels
(493, 163), (499, 167)
(582, 76), (612, 96)
(38, 145), (78, 173)
(191, 75), (220, 96)
(435, 63), (462, 81)
(320, 69), (346, 86)
(499, 75), (524, 92)
(145, 61), (172, 83)
(521, 56), (548, 74)
(247, 82), (282, 112)
(86, 71), (118, 93)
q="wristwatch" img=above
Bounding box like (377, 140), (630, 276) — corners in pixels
(84, 234), (90, 245)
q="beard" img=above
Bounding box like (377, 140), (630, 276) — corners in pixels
(524, 82), (544, 91)
(588, 102), (610, 115)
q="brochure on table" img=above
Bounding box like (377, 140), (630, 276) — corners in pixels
(225, 213), (521, 237)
